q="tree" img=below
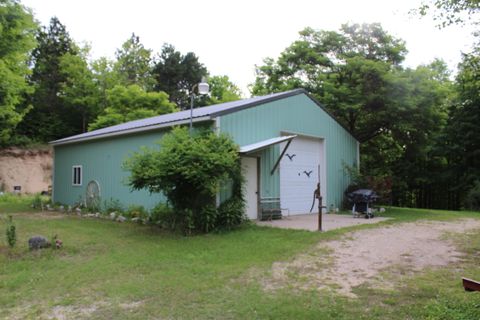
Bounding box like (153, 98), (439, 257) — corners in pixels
(114, 33), (155, 90)
(152, 44), (208, 108)
(417, 0), (480, 27)
(59, 46), (99, 133)
(252, 23), (408, 143)
(88, 85), (177, 131)
(124, 127), (244, 234)
(0, 0), (37, 145)
(17, 17), (77, 142)
(443, 50), (480, 208)
(204, 75), (242, 105)
(91, 57), (119, 110)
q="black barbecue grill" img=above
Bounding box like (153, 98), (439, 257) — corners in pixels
(346, 189), (379, 218)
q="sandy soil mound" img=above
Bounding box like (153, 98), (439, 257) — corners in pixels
(265, 219), (480, 297)
(0, 147), (52, 194)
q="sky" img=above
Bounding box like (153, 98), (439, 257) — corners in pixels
(21, 0), (477, 96)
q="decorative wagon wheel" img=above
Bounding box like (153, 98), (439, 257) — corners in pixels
(85, 180), (101, 210)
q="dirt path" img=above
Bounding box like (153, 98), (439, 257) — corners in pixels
(264, 219), (480, 297)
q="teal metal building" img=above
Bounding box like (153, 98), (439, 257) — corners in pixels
(51, 89), (359, 218)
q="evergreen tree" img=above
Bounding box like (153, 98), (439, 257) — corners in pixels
(17, 17), (77, 142)
(114, 33), (155, 91)
(152, 44), (207, 109)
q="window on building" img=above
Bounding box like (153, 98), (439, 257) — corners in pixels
(72, 165), (82, 186)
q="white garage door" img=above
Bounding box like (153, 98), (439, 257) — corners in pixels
(280, 137), (326, 215)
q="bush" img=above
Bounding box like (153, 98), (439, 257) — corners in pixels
(126, 205), (148, 220)
(149, 203), (176, 228)
(463, 180), (480, 211)
(125, 127), (244, 234)
(5, 215), (16, 248)
(102, 198), (124, 214)
(217, 197), (246, 230)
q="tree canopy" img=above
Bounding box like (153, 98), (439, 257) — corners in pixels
(88, 85), (177, 131)
(0, 0), (37, 145)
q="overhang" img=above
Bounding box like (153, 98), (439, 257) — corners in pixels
(239, 135), (297, 154)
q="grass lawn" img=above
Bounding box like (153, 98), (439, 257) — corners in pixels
(1, 198), (480, 319)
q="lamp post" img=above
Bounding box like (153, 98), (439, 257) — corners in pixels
(190, 78), (209, 134)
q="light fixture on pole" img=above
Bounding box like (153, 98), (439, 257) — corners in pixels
(190, 78), (209, 134)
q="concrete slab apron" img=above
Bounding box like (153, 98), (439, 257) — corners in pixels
(256, 213), (390, 231)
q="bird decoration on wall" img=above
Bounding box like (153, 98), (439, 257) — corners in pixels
(286, 153), (296, 161)
(303, 170), (313, 178)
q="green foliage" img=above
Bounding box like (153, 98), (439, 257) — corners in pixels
(101, 198), (124, 214)
(252, 23), (457, 209)
(216, 196), (246, 230)
(203, 75), (242, 105)
(463, 180), (480, 210)
(149, 203), (175, 227)
(125, 126), (244, 233)
(417, 0), (480, 27)
(31, 193), (45, 209)
(114, 33), (156, 90)
(423, 296), (480, 320)
(442, 50), (480, 208)
(152, 44), (208, 108)
(125, 204), (148, 220)
(59, 45), (99, 133)
(16, 17), (78, 142)
(88, 84), (177, 130)
(0, 0), (37, 146)
(5, 215), (16, 248)
(252, 23), (408, 143)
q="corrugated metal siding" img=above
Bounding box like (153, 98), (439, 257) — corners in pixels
(54, 130), (169, 210)
(219, 94), (358, 209)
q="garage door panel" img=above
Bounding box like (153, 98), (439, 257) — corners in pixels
(280, 137), (326, 215)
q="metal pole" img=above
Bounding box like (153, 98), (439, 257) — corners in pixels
(189, 92), (194, 134)
(317, 164), (322, 231)
(318, 190), (323, 231)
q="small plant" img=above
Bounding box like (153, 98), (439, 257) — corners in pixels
(126, 205), (148, 220)
(31, 193), (43, 209)
(6, 215), (16, 248)
(150, 203), (176, 228)
(102, 198), (124, 214)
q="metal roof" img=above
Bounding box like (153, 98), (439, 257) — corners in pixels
(50, 88), (358, 146)
(50, 90), (304, 145)
(239, 135), (297, 154)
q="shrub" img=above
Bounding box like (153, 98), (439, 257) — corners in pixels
(126, 205), (148, 220)
(149, 203), (176, 228)
(463, 180), (480, 211)
(125, 127), (244, 234)
(6, 215), (16, 248)
(102, 198), (124, 214)
(217, 196), (246, 230)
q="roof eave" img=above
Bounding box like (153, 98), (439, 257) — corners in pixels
(50, 116), (212, 146)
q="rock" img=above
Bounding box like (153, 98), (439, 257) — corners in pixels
(379, 207), (386, 213)
(95, 212), (100, 218)
(85, 213), (96, 218)
(110, 212), (116, 220)
(116, 215), (127, 223)
(28, 236), (51, 250)
(75, 207), (82, 215)
(131, 217), (140, 223)
(59, 205), (64, 212)
(67, 205), (72, 213)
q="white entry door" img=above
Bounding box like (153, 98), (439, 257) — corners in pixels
(280, 137), (326, 215)
(241, 157), (258, 219)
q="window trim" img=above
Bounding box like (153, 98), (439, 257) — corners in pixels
(72, 165), (83, 186)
